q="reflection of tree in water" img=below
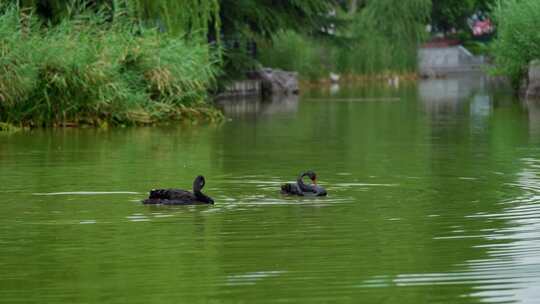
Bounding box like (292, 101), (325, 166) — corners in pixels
(216, 94), (300, 119)
(368, 76), (535, 303)
(419, 74), (487, 119)
(212, 83), (506, 302)
(523, 99), (540, 143)
(0, 127), (221, 196)
(212, 92), (349, 177)
(211, 85), (427, 179)
(356, 112), (533, 303)
(4, 79), (539, 303)
(466, 158), (540, 302)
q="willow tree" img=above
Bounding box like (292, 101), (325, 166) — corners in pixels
(123, 0), (220, 40)
(12, 0), (220, 40)
(365, 0), (431, 46)
(10, 0), (340, 78)
(431, 0), (495, 32)
(337, 0), (431, 74)
(216, 0), (339, 76)
(218, 0), (336, 39)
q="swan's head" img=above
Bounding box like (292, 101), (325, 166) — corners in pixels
(305, 170), (318, 185)
(193, 175), (206, 192)
(193, 175), (214, 204)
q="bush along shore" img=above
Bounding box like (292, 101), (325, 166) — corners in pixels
(0, 6), (223, 128)
(490, 0), (540, 87)
(489, 0), (540, 98)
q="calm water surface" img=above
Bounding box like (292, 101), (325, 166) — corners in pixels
(1, 75), (540, 303)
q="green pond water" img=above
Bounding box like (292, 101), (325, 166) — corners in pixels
(1, 75), (540, 303)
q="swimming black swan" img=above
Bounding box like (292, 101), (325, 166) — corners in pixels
(281, 171), (327, 196)
(142, 175), (214, 205)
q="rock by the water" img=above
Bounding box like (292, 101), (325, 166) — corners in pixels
(254, 68), (299, 95)
(217, 67), (299, 98)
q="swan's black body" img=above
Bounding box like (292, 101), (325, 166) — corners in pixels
(143, 175), (214, 205)
(281, 171), (327, 196)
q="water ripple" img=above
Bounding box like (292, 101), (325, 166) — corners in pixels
(359, 158), (540, 303)
(226, 271), (287, 286)
(33, 191), (139, 196)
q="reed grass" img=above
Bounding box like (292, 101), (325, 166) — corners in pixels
(0, 5), (222, 127)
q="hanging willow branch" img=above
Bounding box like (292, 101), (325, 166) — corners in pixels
(11, 0), (221, 40)
(121, 0), (220, 39)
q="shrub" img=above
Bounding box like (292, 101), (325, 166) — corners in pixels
(0, 5), (222, 127)
(490, 0), (540, 86)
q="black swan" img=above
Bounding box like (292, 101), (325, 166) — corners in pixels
(281, 171), (327, 196)
(142, 175), (214, 205)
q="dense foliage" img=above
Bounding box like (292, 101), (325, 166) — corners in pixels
(3, 0), (521, 128)
(0, 5), (222, 127)
(431, 0), (495, 32)
(258, 31), (327, 80)
(431, 0), (475, 32)
(215, 0), (339, 77)
(219, 0), (336, 39)
(490, 0), (540, 86)
(339, 0), (431, 74)
(5, 0), (341, 83)
(14, 0), (220, 39)
(260, 0), (431, 79)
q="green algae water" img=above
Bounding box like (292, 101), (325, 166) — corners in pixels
(1, 75), (540, 303)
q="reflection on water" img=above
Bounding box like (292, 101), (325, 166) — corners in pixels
(1, 76), (540, 304)
(420, 73), (487, 102)
(468, 158), (540, 302)
(359, 158), (540, 303)
(523, 99), (540, 142)
(419, 73), (491, 118)
(33, 191), (139, 195)
(217, 94), (299, 118)
(226, 270), (287, 286)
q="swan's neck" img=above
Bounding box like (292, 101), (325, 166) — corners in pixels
(297, 175), (314, 192)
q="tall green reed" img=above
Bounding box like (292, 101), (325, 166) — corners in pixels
(0, 5), (222, 127)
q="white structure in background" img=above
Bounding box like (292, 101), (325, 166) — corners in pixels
(418, 46), (486, 78)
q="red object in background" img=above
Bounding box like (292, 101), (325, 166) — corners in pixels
(472, 19), (494, 36)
